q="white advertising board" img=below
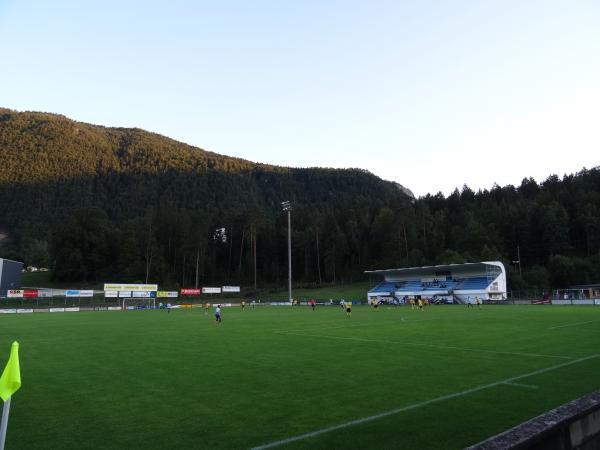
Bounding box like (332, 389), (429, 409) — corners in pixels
(118, 291), (132, 298)
(202, 287), (221, 294)
(49, 308), (65, 312)
(105, 290), (118, 298)
(17, 309), (34, 313)
(0, 309), (16, 314)
(66, 290), (93, 297)
(132, 291), (152, 298)
(572, 300), (594, 305)
(7, 290), (23, 298)
(222, 286), (240, 293)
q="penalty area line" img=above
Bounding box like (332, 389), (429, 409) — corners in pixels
(548, 320), (596, 330)
(250, 354), (599, 450)
(275, 331), (573, 360)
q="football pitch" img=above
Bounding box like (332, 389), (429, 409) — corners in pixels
(1, 305), (599, 449)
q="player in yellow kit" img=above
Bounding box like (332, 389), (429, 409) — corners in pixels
(346, 302), (352, 316)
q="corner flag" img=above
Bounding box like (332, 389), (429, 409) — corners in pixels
(1, 342), (21, 450)
(0, 342), (21, 402)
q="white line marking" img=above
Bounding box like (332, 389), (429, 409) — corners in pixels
(275, 332), (573, 360)
(250, 354), (599, 450)
(275, 323), (376, 333)
(548, 320), (596, 330)
(504, 382), (539, 389)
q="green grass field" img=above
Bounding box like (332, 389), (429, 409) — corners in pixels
(1, 305), (599, 449)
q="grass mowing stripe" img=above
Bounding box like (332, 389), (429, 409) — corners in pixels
(250, 354), (599, 450)
(275, 331), (574, 360)
(547, 320), (597, 330)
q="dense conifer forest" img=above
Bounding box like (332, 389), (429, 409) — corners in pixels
(1, 108), (599, 290)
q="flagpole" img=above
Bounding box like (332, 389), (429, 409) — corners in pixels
(0, 396), (11, 450)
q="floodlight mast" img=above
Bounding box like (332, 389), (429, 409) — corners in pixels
(282, 201), (292, 304)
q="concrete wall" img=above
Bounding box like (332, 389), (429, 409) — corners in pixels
(467, 390), (600, 449)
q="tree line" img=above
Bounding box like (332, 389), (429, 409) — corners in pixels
(1, 108), (599, 291)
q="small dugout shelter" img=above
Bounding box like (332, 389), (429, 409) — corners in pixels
(365, 261), (507, 304)
(0, 257), (24, 297)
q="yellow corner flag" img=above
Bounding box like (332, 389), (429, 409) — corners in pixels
(0, 342), (21, 402)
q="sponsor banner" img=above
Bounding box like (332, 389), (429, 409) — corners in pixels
(65, 307), (80, 312)
(79, 290), (94, 297)
(118, 291), (132, 298)
(222, 286), (240, 293)
(105, 290), (118, 298)
(104, 283), (158, 292)
(66, 290), (80, 297)
(126, 306), (136, 310)
(23, 289), (39, 298)
(94, 306), (109, 311)
(107, 306), (122, 311)
(132, 291), (153, 298)
(7, 290), (24, 298)
(180, 304), (194, 309)
(0, 309), (17, 314)
(180, 288), (201, 296)
(157, 291), (179, 298)
(17, 308), (34, 313)
(595, 299), (600, 305)
(38, 290), (53, 298)
(552, 300), (571, 305)
(49, 308), (65, 312)
(572, 300), (594, 305)
(202, 287), (221, 294)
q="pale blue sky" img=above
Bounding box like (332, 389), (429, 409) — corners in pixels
(1, 1), (599, 196)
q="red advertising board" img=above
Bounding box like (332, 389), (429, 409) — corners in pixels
(23, 289), (39, 298)
(180, 288), (201, 296)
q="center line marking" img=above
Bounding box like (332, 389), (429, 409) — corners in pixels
(250, 354), (599, 450)
(504, 382), (539, 389)
(275, 331), (573, 360)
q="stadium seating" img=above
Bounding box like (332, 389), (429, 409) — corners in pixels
(368, 282), (397, 294)
(454, 277), (489, 290)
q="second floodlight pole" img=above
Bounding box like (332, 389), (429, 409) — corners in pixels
(282, 201), (292, 304)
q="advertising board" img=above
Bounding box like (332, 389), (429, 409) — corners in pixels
(202, 287), (221, 294)
(180, 288), (201, 296)
(103, 283), (158, 292)
(222, 286), (240, 293)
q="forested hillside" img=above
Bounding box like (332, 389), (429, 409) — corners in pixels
(1, 108), (599, 290)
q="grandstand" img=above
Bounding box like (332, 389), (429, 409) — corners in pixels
(365, 261), (507, 304)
